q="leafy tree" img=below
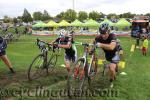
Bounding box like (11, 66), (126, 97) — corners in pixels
(145, 13), (150, 16)
(78, 11), (88, 22)
(42, 10), (52, 21)
(22, 8), (33, 22)
(13, 18), (18, 24)
(107, 13), (118, 19)
(3, 15), (12, 23)
(120, 12), (136, 18)
(33, 11), (43, 21)
(64, 9), (77, 22)
(89, 11), (100, 21)
(55, 11), (65, 21)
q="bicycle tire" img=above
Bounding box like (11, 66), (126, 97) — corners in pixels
(68, 58), (87, 96)
(27, 54), (46, 81)
(47, 54), (58, 73)
(88, 57), (98, 86)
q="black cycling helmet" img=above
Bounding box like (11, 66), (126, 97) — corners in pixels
(99, 23), (110, 34)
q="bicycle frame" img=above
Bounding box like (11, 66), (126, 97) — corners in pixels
(80, 43), (96, 76)
(37, 38), (60, 65)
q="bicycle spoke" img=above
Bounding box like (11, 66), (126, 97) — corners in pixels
(28, 54), (45, 80)
(47, 55), (57, 73)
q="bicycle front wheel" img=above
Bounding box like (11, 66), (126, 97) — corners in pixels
(47, 54), (58, 73)
(88, 58), (98, 87)
(68, 58), (87, 96)
(27, 54), (46, 81)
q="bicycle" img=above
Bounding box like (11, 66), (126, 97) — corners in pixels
(27, 38), (59, 81)
(68, 43), (98, 95)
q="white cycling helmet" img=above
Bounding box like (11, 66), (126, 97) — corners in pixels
(59, 29), (66, 37)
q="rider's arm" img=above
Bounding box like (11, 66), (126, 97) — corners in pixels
(50, 38), (60, 44)
(58, 38), (72, 49)
(97, 41), (116, 50)
(96, 34), (117, 50)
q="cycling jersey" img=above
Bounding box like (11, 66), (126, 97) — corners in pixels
(55, 36), (77, 62)
(95, 33), (118, 62)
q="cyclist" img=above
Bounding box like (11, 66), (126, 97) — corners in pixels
(94, 23), (120, 88)
(51, 30), (77, 74)
(0, 36), (15, 74)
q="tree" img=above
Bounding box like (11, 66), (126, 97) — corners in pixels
(3, 15), (12, 23)
(22, 8), (33, 23)
(89, 11), (100, 21)
(120, 12), (135, 18)
(145, 13), (150, 16)
(13, 18), (18, 24)
(107, 13), (118, 19)
(42, 10), (52, 21)
(64, 9), (77, 22)
(33, 11), (43, 21)
(78, 11), (88, 22)
(55, 11), (65, 21)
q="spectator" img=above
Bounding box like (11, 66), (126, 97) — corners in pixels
(141, 35), (148, 56)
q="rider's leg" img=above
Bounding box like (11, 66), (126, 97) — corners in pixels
(109, 63), (117, 81)
(64, 55), (71, 73)
(0, 54), (15, 73)
(65, 60), (71, 73)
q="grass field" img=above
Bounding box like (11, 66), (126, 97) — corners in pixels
(0, 35), (150, 100)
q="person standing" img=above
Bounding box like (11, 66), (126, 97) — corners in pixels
(142, 35), (148, 56)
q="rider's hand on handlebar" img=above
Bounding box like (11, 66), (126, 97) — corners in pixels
(53, 43), (58, 48)
(89, 48), (94, 55)
(96, 43), (101, 48)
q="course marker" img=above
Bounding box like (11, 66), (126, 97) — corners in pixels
(60, 64), (66, 67)
(118, 61), (126, 69)
(130, 44), (135, 52)
(120, 72), (127, 75)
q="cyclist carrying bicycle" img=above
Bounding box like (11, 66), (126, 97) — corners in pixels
(94, 23), (121, 88)
(51, 30), (77, 74)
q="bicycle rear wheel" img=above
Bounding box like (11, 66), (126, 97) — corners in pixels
(27, 54), (46, 81)
(68, 58), (87, 96)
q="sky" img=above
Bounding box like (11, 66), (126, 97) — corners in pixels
(0, 0), (149, 18)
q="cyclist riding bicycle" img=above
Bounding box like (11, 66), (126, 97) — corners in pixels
(0, 36), (15, 74)
(51, 30), (77, 74)
(94, 23), (121, 88)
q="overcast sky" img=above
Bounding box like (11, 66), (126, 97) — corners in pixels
(0, 0), (149, 18)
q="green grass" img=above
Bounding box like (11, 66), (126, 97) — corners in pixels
(0, 35), (150, 100)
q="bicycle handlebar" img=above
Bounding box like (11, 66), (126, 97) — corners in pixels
(36, 38), (59, 53)
(81, 43), (95, 47)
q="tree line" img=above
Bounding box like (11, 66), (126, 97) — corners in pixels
(2, 8), (150, 23)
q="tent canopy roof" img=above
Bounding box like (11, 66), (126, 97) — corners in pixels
(100, 19), (115, 26)
(32, 21), (47, 27)
(83, 19), (100, 27)
(46, 20), (58, 27)
(71, 19), (83, 26)
(58, 20), (70, 26)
